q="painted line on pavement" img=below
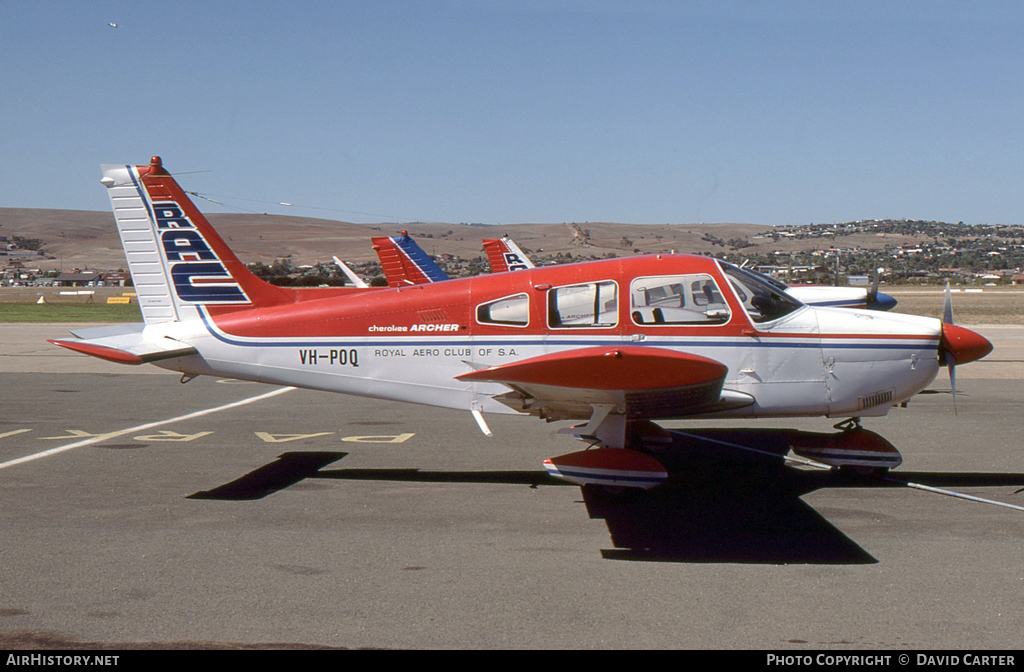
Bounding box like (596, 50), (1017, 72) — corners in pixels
(0, 386), (296, 471)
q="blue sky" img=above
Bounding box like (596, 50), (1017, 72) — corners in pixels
(2, 1), (1023, 226)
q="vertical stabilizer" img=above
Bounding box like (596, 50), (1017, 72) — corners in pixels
(101, 157), (290, 324)
(371, 231), (449, 287)
(482, 235), (535, 273)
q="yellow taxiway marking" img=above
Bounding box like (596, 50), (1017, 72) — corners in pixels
(254, 431), (334, 443)
(0, 387), (296, 471)
(134, 430), (214, 442)
(342, 432), (415, 444)
(39, 429), (115, 441)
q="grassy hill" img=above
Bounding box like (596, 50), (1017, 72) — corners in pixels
(1, 207), (780, 271)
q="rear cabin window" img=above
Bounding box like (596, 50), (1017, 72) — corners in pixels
(547, 281), (618, 329)
(630, 274), (730, 325)
(476, 293), (529, 327)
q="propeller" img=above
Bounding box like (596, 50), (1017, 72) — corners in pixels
(942, 282), (957, 415)
(865, 268), (898, 311)
(938, 282), (993, 414)
(942, 280), (953, 325)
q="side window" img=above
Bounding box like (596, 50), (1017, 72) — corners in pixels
(548, 281), (618, 328)
(630, 274), (730, 325)
(476, 293), (529, 327)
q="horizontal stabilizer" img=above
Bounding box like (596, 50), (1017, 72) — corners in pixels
(49, 323), (196, 365)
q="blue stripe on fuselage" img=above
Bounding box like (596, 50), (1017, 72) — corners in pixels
(196, 309), (936, 352)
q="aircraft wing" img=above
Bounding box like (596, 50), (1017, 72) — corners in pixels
(785, 284), (898, 311)
(48, 323), (197, 365)
(371, 231), (449, 287)
(457, 345), (752, 421)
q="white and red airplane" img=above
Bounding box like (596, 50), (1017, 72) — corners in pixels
(51, 157), (992, 489)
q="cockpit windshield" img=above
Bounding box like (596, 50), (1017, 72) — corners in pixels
(747, 267), (790, 292)
(719, 262), (803, 324)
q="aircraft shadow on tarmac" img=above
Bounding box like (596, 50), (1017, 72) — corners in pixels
(186, 430), (1024, 566)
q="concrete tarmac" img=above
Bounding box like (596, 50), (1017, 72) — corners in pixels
(1, 324), (1023, 649)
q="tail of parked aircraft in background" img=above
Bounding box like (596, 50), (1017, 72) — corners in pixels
(371, 231), (449, 287)
(482, 235), (535, 273)
(100, 156), (291, 324)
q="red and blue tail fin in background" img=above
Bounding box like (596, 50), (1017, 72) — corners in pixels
(371, 231), (449, 287)
(101, 157), (290, 324)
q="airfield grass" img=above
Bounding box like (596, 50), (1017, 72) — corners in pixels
(0, 287), (143, 323)
(0, 302), (142, 323)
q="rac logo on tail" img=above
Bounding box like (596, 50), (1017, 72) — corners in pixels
(153, 202), (249, 304)
(503, 252), (530, 271)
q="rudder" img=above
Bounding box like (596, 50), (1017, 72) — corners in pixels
(101, 156), (289, 324)
(371, 231), (449, 287)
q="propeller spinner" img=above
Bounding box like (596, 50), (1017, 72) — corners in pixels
(938, 283), (993, 414)
(940, 322), (993, 367)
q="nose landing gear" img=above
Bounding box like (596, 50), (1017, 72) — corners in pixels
(787, 418), (902, 475)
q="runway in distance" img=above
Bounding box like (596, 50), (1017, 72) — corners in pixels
(50, 157), (992, 489)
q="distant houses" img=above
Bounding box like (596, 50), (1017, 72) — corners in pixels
(1, 269), (131, 287)
(53, 272), (102, 287)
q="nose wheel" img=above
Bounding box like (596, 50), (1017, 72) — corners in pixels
(788, 419), (902, 475)
(832, 418), (890, 475)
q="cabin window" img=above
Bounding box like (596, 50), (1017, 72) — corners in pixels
(476, 293), (529, 327)
(547, 281), (618, 329)
(629, 274), (730, 325)
(720, 262), (803, 323)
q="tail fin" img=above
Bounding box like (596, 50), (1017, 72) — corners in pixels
(101, 157), (290, 324)
(482, 235), (535, 273)
(370, 231), (449, 287)
(332, 256), (369, 288)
